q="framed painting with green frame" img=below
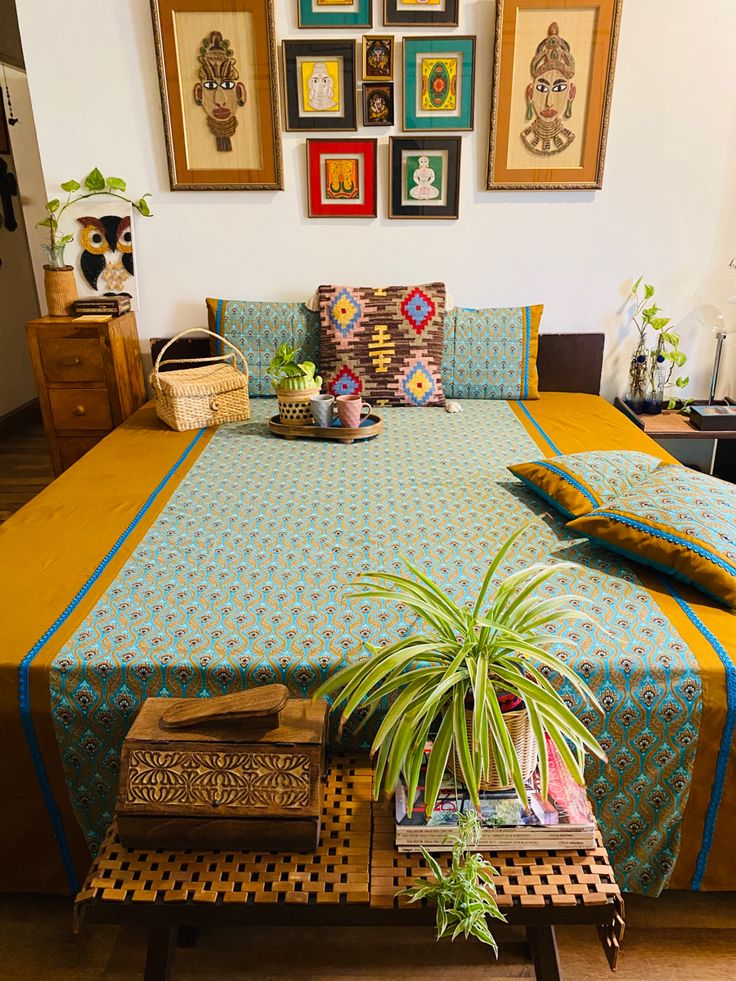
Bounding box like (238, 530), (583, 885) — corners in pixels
(298, 0), (372, 29)
(403, 36), (476, 132)
(306, 138), (377, 218)
(282, 39), (357, 131)
(389, 136), (461, 220)
(384, 0), (458, 27)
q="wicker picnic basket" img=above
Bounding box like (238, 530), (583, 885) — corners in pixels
(151, 327), (250, 432)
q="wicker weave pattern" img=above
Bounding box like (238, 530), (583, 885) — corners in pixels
(452, 707), (537, 792)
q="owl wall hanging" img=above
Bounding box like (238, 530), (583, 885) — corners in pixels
(66, 200), (140, 310)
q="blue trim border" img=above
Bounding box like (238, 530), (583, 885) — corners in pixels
(513, 400), (562, 456)
(536, 461), (598, 508)
(522, 306), (531, 399)
(18, 427), (207, 893)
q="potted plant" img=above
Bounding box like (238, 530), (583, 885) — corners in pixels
(315, 525), (606, 816)
(268, 343), (322, 426)
(38, 167), (152, 316)
(401, 810), (506, 951)
(624, 277), (690, 415)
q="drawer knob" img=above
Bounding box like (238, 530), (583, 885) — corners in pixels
(74, 405), (86, 417)
(61, 356), (81, 367)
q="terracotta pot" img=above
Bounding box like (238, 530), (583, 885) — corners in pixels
(44, 265), (78, 316)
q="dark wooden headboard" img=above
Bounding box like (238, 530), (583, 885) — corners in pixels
(151, 331), (605, 394)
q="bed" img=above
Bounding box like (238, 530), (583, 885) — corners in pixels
(1, 337), (734, 898)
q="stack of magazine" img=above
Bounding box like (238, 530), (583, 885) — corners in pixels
(395, 734), (596, 852)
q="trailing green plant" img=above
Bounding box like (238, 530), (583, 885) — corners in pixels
(315, 525), (606, 817)
(400, 810), (506, 951)
(37, 167), (152, 265)
(629, 277), (691, 411)
(268, 343), (322, 392)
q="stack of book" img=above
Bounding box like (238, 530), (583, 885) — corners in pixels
(73, 295), (131, 316)
(395, 735), (596, 852)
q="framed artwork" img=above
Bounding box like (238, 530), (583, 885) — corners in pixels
(283, 40), (357, 131)
(363, 83), (394, 126)
(306, 139), (377, 218)
(362, 36), (394, 80)
(384, 0), (458, 27)
(389, 136), (461, 220)
(487, 0), (623, 190)
(403, 36), (475, 132)
(150, 0), (282, 190)
(64, 200), (141, 310)
(298, 0), (372, 29)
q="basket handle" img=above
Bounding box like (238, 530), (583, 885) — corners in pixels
(152, 327), (248, 386)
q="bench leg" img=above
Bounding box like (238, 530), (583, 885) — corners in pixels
(144, 925), (175, 981)
(526, 925), (563, 981)
(176, 925), (198, 949)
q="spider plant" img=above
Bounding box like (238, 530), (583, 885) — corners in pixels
(400, 810), (505, 952)
(315, 525), (606, 816)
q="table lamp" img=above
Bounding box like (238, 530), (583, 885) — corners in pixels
(694, 259), (736, 404)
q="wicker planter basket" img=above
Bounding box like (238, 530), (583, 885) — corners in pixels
(151, 327), (250, 432)
(276, 386), (320, 426)
(451, 707), (537, 793)
(44, 265), (78, 316)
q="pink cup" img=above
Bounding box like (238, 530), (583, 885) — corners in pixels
(336, 394), (371, 428)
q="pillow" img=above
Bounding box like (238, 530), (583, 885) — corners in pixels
(444, 305), (543, 400)
(509, 450), (664, 519)
(207, 298), (319, 397)
(318, 283), (446, 406)
(568, 464), (736, 607)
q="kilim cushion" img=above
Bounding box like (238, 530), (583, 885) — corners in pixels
(317, 283), (446, 406)
(509, 450), (664, 519)
(568, 464), (736, 607)
(444, 305), (543, 400)
(207, 298), (319, 397)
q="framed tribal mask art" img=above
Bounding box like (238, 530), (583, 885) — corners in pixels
(306, 139), (377, 218)
(487, 0), (623, 190)
(283, 40), (358, 131)
(150, 0), (282, 190)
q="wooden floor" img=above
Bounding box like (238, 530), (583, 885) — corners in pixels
(0, 891), (735, 980)
(0, 402), (54, 522)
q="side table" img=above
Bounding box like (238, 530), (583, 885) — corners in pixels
(75, 756), (624, 981)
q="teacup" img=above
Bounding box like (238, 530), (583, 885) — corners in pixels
(336, 394), (371, 429)
(310, 393), (336, 428)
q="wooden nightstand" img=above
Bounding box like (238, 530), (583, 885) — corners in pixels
(26, 314), (146, 476)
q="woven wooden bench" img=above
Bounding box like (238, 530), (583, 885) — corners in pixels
(75, 755), (624, 981)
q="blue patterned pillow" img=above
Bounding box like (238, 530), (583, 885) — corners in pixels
(207, 298), (319, 397)
(443, 305), (543, 400)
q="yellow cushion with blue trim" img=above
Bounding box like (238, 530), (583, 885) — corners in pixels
(568, 464), (736, 607)
(509, 450), (663, 519)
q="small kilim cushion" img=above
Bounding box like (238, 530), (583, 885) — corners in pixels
(207, 298), (319, 397)
(509, 450), (664, 519)
(568, 464), (736, 607)
(318, 283), (446, 406)
(444, 305), (543, 400)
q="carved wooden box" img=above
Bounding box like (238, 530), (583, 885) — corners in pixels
(116, 685), (327, 851)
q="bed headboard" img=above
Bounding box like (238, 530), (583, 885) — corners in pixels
(150, 332), (605, 394)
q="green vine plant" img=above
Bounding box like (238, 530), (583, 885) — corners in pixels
(400, 810), (506, 952)
(268, 343), (322, 392)
(37, 167), (152, 254)
(630, 277), (691, 411)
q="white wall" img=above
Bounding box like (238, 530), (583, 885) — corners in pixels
(15, 0), (736, 400)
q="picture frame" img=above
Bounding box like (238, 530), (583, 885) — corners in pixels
(389, 136), (461, 220)
(403, 36), (475, 132)
(384, 0), (458, 27)
(283, 39), (357, 132)
(150, 0), (283, 190)
(298, 0), (372, 29)
(306, 138), (377, 218)
(487, 0), (623, 190)
(362, 83), (394, 126)
(362, 36), (394, 81)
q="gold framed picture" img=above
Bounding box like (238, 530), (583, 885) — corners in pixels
(150, 0), (283, 190)
(362, 36), (394, 81)
(487, 0), (622, 190)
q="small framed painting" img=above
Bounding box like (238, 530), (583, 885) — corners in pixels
(389, 136), (461, 220)
(298, 0), (372, 29)
(487, 0), (623, 189)
(384, 0), (458, 27)
(283, 40), (357, 131)
(363, 83), (394, 126)
(150, 0), (283, 190)
(362, 36), (394, 80)
(307, 139), (377, 218)
(403, 36), (475, 132)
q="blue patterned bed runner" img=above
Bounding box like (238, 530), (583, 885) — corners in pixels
(50, 401), (702, 894)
